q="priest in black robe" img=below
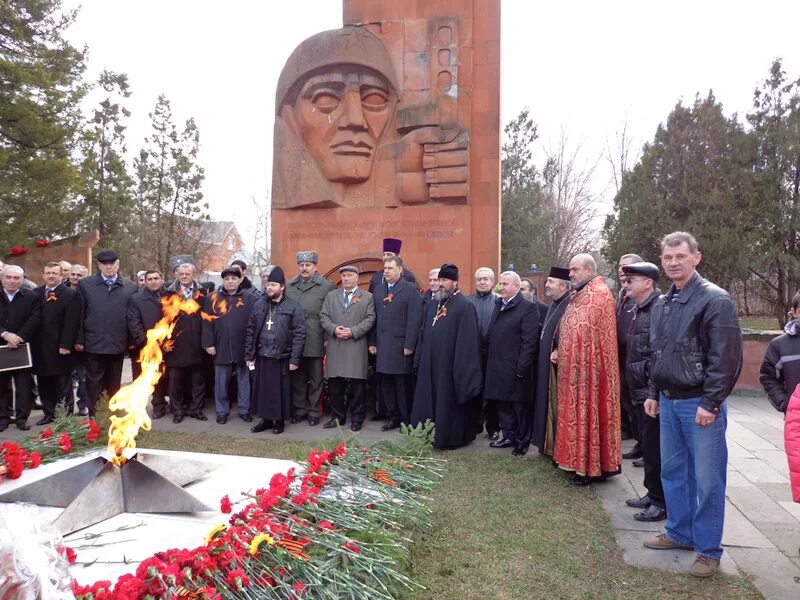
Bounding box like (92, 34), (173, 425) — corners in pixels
(532, 267), (572, 456)
(411, 263), (482, 449)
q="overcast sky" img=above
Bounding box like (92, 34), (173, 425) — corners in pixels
(63, 0), (800, 252)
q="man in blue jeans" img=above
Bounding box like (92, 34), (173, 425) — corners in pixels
(643, 231), (742, 578)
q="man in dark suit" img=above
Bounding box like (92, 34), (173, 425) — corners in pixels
(0, 265), (42, 431)
(32, 262), (81, 425)
(484, 271), (541, 455)
(368, 255), (422, 430)
(164, 263), (209, 423)
(75, 249), (137, 416)
(127, 269), (168, 418)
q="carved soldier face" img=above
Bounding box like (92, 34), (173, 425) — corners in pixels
(295, 71), (393, 184)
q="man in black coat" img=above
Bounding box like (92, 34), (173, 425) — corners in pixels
(246, 267), (306, 434)
(411, 263), (483, 449)
(75, 249), (137, 417)
(32, 262), (81, 425)
(467, 266), (500, 439)
(0, 265), (42, 431)
(203, 267), (257, 424)
(620, 262), (666, 522)
(127, 269), (168, 418)
(484, 271), (540, 455)
(164, 263), (209, 423)
(368, 255), (422, 430)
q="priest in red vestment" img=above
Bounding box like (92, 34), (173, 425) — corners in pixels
(552, 253), (622, 484)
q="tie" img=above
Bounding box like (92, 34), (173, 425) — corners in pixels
(183, 286), (193, 299)
(344, 290), (353, 307)
(104, 279), (114, 287)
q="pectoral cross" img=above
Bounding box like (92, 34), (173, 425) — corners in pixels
(266, 316), (274, 330)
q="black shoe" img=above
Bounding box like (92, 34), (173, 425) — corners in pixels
(36, 416), (54, 426)
(76, 408), (88, 416)
(489, 438), (514, 449)
(623, 446), (643, 459)
(486, 431), (500, 441)
(152, 408), (166, 419)
(634, 504), (667, 522)
(569, 474), (592, 486)
(323, 419), (341, 429)
(16, 421), (30, 431)
(625, 495), (651, 508)
(192, 412), (208, 421)
(272, 421), (285, 434)
(251, 419), (270, 433)
(512, 445), (529, 457)
(633, 457), (645, 468)
(370, 414), (385, 422)
(173, 414), (184, 424)
(216, 415), (228, 424)
(308, 416), (320, 426)
(381, 420), (400, 431)
(350, 423), (362, 432)
(239, 414), (253, 423)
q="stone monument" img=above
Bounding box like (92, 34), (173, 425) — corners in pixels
(270, 0), (501, 285)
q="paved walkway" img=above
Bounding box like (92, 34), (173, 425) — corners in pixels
(597, 391), (800, 600)
(1, 378), (798, 598)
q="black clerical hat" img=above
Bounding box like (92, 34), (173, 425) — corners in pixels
(548, 266), (570, 281)
(439, 263), (459, 281)
(267, 266), (286, 285)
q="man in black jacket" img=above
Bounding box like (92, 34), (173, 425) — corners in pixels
(0, 265), (42, 431)
(32, 262), (81, 425)
(246, 267), (306, 434)
(75, 249), (137, 417)
(620, 262), (665, 522)
(164, 263), (209, 423)
(203, 267), (257, 424)
(467, 266), (500, 439)
(484, 271), (540, 455)
(642, 232), (742, 579)
(127, 270), (168, 418)
(760, 289), (800, 413)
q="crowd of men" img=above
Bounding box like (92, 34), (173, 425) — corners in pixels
(0, 231), (745, 578)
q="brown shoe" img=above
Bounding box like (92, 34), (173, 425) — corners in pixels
(643, 533), (693, 551)
(690, 555), (719, 578)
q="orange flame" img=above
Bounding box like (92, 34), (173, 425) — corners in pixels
(106, 294), (201, 465)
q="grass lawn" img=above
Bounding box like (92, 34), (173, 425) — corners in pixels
(137, 430), (763, 600)
(740, 315), (781, 331)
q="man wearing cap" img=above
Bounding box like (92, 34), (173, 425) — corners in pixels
(127, 270), (168, 419)
(320, 265), (375, 431)
(75, 249), (137, 417)
(620, 262), (666, 522)
(468, 267), (500, 440)
(285, 251), (336, 426)
(368, 238), (418, 293)
(411, 263), (482, 449)
(369, 254), (422, 430)
(532, 267), (572, 456)
(484, 271), (540, 455)
(246, 267), (306, 434)
(164, 263), (210, 423)
(643, 232), (742, 579)
(617, 253), (645, 460)
(203, 267), (257, 424)
(552, 254), (622, 484)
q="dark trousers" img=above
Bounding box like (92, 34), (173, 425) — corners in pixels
(131, 350), (168, 413)
(168, 365), (205, 416)
(328, 377), (365, 426)
(83, 353), (124, 416)
(290, 357), (324, 418)
(620, 378), (639, 443)
(0, 368), (33, 424)
(496, 400), (532, 448)
(637, 403), (664, 507)
(38, 374), (71, 419)
(380, 374), (410, 424)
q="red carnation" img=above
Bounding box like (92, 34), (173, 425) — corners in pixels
(225, 568), (249, 588)
(342, 541), (360, 554)
(28, 451), (42, 469)
(293, 581), (307, 595)
(34, 239), (50, 248)
(220, 494), (232, 513)
(3, 455), (24, 479)
(84, 420), (101, 442)
(58, 432), (72, 454)
(40, 428), (54, 439)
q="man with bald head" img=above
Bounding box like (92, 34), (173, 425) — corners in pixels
(552, 253), (622, 484)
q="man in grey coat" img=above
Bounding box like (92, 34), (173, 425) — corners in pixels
(320, 265), (375, 431)
(285, 250), (336, 426)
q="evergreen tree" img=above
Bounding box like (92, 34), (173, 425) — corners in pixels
(0, 0), (86, 251)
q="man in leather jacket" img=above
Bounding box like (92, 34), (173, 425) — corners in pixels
(642, 232), (742, 579)
(620, 262), (665, 522)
